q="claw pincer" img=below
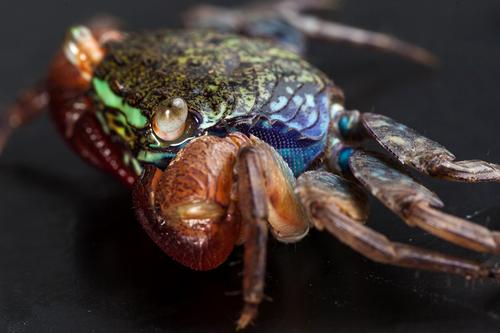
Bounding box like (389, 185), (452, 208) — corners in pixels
(133, 134), (248, 270)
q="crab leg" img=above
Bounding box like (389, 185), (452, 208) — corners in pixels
(236, 146), (270, 330)
(347, 150), (500, 254)
(297, 171), (500, 279)
(235, 138), (310, 329)
(279, 7), (438, 67)
(185, 0), (437, 66)
(360, 113), (500, 182)
(0, 84), (49, 154)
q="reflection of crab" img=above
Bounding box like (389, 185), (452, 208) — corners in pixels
(2, 0), (500, 329)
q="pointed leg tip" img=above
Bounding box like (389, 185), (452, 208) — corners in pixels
(236, 304), (258, 331)
(434, 160), (500, 183)
(407, 47), (440, 69)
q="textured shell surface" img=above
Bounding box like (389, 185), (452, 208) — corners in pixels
(92, 30), (336, 173)
(95, 30), (334, 133)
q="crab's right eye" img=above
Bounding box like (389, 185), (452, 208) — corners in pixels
(152, 97), (189, 142)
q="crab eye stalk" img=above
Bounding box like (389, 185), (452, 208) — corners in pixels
(152, 97), (189, 141)
(63, 25), (104, 81)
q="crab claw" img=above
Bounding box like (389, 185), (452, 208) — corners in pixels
(133, 134), (252, 271)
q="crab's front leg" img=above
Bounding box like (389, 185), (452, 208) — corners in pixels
(133, 133), (309, 329)
(235, 137), (311, 329)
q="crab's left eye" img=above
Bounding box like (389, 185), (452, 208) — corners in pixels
(152, 97), (189, 141)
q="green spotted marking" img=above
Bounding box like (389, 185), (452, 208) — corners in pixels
(92, 78), (148, 129)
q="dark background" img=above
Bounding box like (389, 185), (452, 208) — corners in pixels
(2, 1), (500, 332)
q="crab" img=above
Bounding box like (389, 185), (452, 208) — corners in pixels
(2, 0), (500, 329)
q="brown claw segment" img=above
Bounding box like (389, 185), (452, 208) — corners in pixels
(349, 150), (500, 254)
(297, 171), (500, 280)
(362, 113), (500, 182)
(133, 134), (253, 271)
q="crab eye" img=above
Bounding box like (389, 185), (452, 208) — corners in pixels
(152, 97), (189, 141)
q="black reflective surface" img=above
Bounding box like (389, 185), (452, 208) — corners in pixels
(2, 1), (500, 332)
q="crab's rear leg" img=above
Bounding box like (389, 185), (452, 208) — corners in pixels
(279, 6), (438, 67)
(297, 171), (500, 279)
(184, 0), (437, 66)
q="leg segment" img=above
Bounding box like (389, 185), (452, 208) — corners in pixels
(184, 0), (436, 66)
(296, 171), (500, 279)
(0, 84), (49, 154)
(183, 0), (326, 54)
(236, 146), (270, 330)
(280, 8), (438, 67)
(361, 113), (500, 182)
(235, 138), (310, 329)
(348, 150), (500, 254)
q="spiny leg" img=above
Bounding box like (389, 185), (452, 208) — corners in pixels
(360, 112), (500, 182)
(345, 149), (500, 254)
(296, 171), (500, 279)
